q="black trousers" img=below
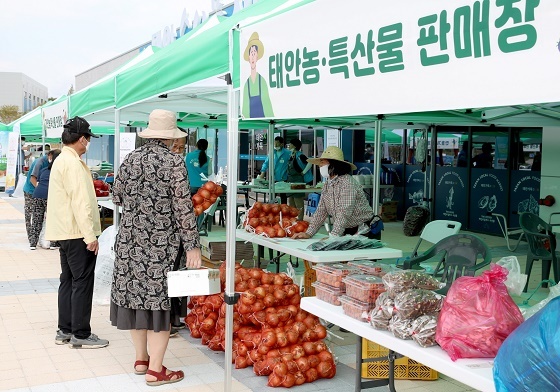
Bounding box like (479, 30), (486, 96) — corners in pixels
(58, 238), (97, 339)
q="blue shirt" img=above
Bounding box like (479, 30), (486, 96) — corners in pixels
(261, 148), (291, 182)
(23, 158), (48, 195)
(185, 150), (210, 189)
(33, 167), (51, 199)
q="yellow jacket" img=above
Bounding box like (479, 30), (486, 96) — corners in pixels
(46, 146), (101, 244)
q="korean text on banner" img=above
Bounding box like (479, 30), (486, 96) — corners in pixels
(42, 99), (69, 139)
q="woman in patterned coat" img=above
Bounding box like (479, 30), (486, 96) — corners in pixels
(110, 109), (201, 387)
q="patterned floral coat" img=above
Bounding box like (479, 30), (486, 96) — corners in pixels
(111, 139), (200, 311)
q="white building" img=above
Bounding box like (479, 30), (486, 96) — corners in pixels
(0, 72), (48, 113)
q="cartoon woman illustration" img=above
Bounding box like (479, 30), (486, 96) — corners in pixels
(242, 32), (274, 118)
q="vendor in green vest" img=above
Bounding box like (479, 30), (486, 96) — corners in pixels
(242, 32), (274, 118)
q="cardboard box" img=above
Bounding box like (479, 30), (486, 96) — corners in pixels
(200, 235), (254, 261)
(167, 268), (220, 297)
(381, 201), (398, 222)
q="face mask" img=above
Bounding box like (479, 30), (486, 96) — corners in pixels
(320, 165), (330, 178)
(274, 146), (282, 151)
(48, 159), (52, 164)
(81, 138), (90, 152)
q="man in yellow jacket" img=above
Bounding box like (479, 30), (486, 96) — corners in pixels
(46, 116), (108, 349)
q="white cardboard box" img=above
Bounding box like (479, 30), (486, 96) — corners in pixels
(167, 268), (221, 297)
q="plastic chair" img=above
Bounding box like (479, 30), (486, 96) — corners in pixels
(403, 233), (492, 294)
(519, 212), (560, 292)
(394, 220), (461, 267)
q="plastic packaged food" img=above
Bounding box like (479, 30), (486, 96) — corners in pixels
(389, 314), (414, 340)
(312, 281), (344, 306)
(339, 295), (373, 322)
(393, 289), (444, 319)
(382, 270), (446, 298)
(313, 264), (361, 289)
(410, 314), (439, 347)
(342, 274), (386, 304)
(368, 292), (395, 330)
(348, 260), (394, 277)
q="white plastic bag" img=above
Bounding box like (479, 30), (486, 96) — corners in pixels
(93, 225), (117, 306)
(496, 256), (528, 296)
(38, 219), (50, 249)
(11, 174), (27, 198)
(521, 284), (560, 319)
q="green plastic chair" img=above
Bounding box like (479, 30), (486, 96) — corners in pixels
(519, 212), (560, 292)
(402, 233), (492, 294)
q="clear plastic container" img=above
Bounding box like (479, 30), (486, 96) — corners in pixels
(348, 260), (393, 277)
(339, 295), (373, 321)
(312, 281), (344, 306)
(343, 274), (386, 304)
(313, 263), (361, 289)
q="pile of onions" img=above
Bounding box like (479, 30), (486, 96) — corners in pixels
(186, 262), (337, 388)
(243, 202), (309, 237)
(191, 181), (224, 216)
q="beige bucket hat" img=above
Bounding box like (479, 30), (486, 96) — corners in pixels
(307, 146), (357, 170)
(138, 109), (185, 139)
(244, 32), (265, 61)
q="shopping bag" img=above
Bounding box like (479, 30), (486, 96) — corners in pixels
(521, 284), (560, 319)
(38, 219), (50, 249)
(93, 225), (117, 306)
(496, 256), (528, 296)
(435, 264), (524, 361)
(494, 297), (560, 392)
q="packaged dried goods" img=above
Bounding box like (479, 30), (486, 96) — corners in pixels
(313, 264), (361, 289)
(389, 314), (414, 340)
(410, 314), (438, 347)
(311, 282), (344, 306)
(393, 289), (444, 319)
(339, 295), (373, 322)
(342, 274), (386, 304)
(382, 270), (445, 298)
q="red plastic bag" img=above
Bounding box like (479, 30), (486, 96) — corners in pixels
(435, 264), (524, 361)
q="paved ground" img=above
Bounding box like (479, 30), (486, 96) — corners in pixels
(0, 196), (548, 391)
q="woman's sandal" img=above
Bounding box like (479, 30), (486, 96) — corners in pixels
(145, 366), (184, 386)
(134, 357), (150, 375)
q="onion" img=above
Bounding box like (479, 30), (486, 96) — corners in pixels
(285, 360), (298, 374)
(261, 273), (275, 285)
(286, 329), (299, 344)
(248, 349), (262, 363)
(257, 344), (270, 355)
(241, 292), (256, 306)
(273, 275), (285, 286)
(199, 189), (211, 199)
(295, 356), (310, 372)
(203, 181), (216, 192)
(277, 308), (291, 322)
(294, 371), (306, 385)
(273, 362), (288, 377)
(263, 294), (276, 308)
(268, 374), (283, 387)
(274, 289), (287, 301)
(305, 368), (318, 383)
(237, 343), (248, 357)
(308, 354), (320, 369)
(303, 316), (318, 329)
(318, 350), (333, 363)
(314, 324), (327, 339)
(266, 312), (279, 327)
(262, 203), (272, 213)
(261, 330), (277, 347)
(282, 373), (296, 388)
(317, 361), (333, 378)
(252, 300), (265, 312)
(292, 321), (306, 335)
(214, 185), (223, 196)
(276, 332), (288, 347)
(291, 345), (305, 359)
(295, 310), (308, 322)
(249, 268), (263, 280)
(303, 342), (316, 355)
(235, 356), (248, 369)
(253, 286), (267, 299)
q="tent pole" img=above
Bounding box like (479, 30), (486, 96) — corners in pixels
(268, 122), (275, 202)
(372, 119), (383, 214)
(224, 83), (239, 392)
(113, 109), (121, 227)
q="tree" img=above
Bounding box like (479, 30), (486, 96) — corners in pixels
(0, 105), (22, 123)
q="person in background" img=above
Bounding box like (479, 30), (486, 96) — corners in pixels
(46, 116), (108, 349)
(22, 145), (51, 249)
(472, 142), (494, 168)
(29, 149), (61, 250)
(531, 151), (542, 171)
(185, 138), (212, 195)
(19, 136), (32, 173)
(456, 141), (469, 167)
(259, 136), (291, 204)
(111, 109), (201, 386)
(291, 146), (377, 239)
(363, 144), (374, 162)
(286, 138), (313, 220)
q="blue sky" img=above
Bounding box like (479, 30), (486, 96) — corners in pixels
(2, 0), (214, 98)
